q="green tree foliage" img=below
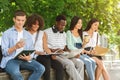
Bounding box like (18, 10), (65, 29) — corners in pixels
(0, 0), (120, 46)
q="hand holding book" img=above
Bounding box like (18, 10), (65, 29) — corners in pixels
(18, 53), (31, 61)
(43, 49), (62, 56)
(15, 50), (35, 59)
(15, 38), (26, 49)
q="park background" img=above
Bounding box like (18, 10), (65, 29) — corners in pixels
(1, 0), (120, 58)
(0, 1), (120, 78)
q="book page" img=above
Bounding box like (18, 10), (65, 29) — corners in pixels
(66, 49), (83, 58)
(44, 49), (62, 55)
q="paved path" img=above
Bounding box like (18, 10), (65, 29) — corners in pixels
(100, 60), (120, 80)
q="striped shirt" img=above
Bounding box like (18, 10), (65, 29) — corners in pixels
(44, 27), (66, 49)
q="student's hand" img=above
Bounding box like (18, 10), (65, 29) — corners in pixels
(15, 40), (25, 49)
(57, 49), (64, 54)
(50, 48), (64, 54)
(35, 51), (46, 55)
(84, 50), (91, 54)
(81, 49), (86, 54)
(91, 50), (96, 54)
(51, 55), (56, 60)
(18, 54), (31, 61)
(74, 54), (80, 58)
(50, 48), (60, 52)
(82, 40), (88, 45)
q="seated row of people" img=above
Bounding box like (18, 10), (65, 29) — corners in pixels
(0, 10), (109, 80)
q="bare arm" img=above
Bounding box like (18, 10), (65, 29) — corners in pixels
(8, 40), (25, 54)
(8, 46), (17, 54)
(43, 32), (52, 54)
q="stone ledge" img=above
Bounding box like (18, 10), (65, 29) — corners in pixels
(0, 69), (68, 80)
(0, 67), (89, 80)
(0, 70), (30, 80)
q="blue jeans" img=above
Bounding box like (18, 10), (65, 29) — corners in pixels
(5, 59), (45, 80)
(80, 54), (96, 80)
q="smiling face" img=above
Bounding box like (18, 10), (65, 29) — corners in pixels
(75, 19), (82, 30)
(13, 15), (26, 29)
(91, 22), (99, 32)
(31, 20), (39, 32)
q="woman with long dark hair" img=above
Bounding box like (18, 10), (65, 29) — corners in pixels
(83, 18), (110, 80)
(66, 16), (96, 80)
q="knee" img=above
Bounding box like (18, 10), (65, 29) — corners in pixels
(66, 61), (75, 69)
(97, 62), (104, 69)
(84, 60), (93, 66)
(97, 65), (103, 70)
(92, 60), (96, 66)
(78, 60), (84, 68)
(67, 61), (75, 66)
(75, 60), (84, 69)
(79, 59), (84, 65)
(36, 64), (45, 74)
(40, 64), (45, 73)
(75, 59), (84, 65)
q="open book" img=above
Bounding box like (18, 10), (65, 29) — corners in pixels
(64, 49), (83, 58)
(93, 46), (109, 56)
(15, 50), (35, 59)
(44, 49), (62, 56)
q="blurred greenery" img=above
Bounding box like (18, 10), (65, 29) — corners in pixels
(0, 0), (120, 54)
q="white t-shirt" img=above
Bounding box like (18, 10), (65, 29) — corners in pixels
(15, 31), (24, 57)
(31, 30), (44, 58)
(83, 31), (100, 48)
